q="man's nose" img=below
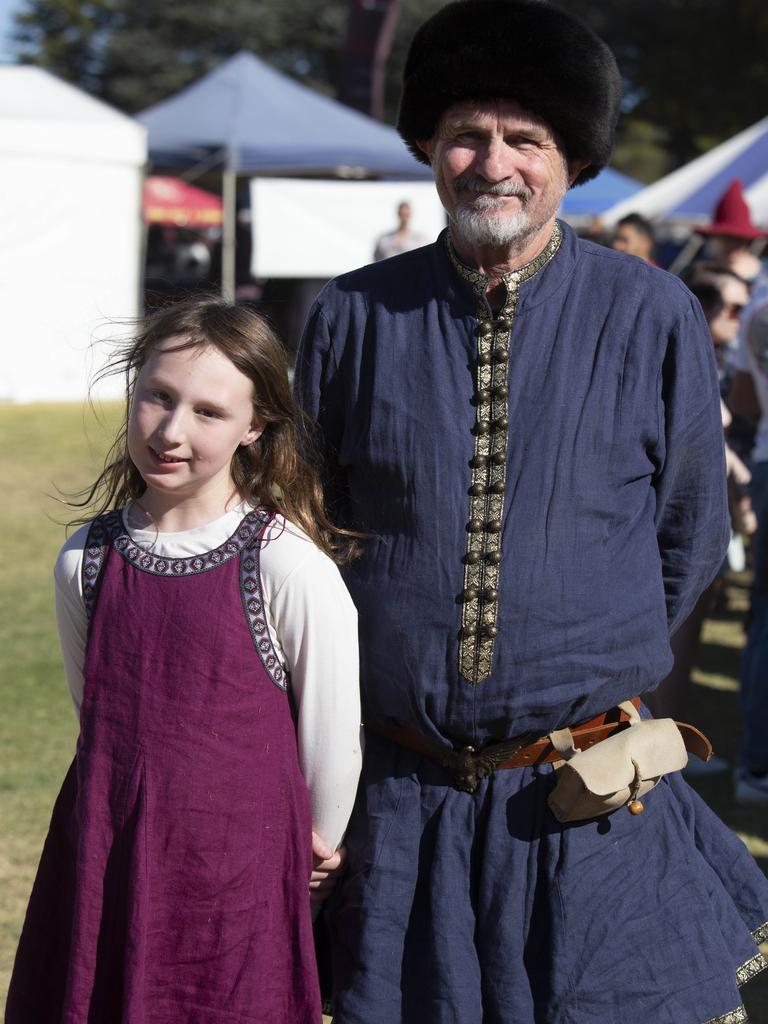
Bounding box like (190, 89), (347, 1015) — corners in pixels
(473, 135), (513, 183)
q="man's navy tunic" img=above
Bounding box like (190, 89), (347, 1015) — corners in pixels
(299, 222), (726, 739)
(297, 223), (768, 1024)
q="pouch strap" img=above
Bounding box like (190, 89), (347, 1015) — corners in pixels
(550, 701), (642, 760)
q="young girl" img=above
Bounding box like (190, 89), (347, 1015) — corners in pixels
(6, 298), (362, 1023)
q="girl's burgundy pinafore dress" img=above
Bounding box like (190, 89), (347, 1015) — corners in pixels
(6, 509), (321, 1024)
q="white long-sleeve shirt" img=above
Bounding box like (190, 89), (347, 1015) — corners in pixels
(54, 504), (362, 851)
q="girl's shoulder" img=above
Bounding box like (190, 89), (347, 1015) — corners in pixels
(259, 513), (353, 604)
(54, 521), (95, 593)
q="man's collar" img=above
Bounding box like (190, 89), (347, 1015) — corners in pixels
(444, 222), (563, 297)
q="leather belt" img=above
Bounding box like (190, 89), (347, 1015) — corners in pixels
(365, 699), (712, 794)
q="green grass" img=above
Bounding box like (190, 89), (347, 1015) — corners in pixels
(1, 403), (766, 1016)
(0, 401), (122, 995)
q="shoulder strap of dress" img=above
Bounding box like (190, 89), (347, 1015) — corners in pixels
(239, 509), (289, 692)
(81, 510), (122, 622)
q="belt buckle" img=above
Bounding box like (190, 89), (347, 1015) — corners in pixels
(442, 745), (484, 794)
(440, 734), (538, 794)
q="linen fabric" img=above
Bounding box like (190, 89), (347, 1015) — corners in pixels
(6, 510), (322, 1023)
(296, 223), (768, 1023)
(52, 505), (362, 851)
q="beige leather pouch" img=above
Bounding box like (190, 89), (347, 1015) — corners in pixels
(547, 701), (689, 823)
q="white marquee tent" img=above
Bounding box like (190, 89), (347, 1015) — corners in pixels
(0, 66), (146, 402)
(601, 116), (768, 228)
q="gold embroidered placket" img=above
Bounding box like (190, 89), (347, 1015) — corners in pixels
(446, 224), (562, 684)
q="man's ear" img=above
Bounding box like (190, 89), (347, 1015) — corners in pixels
(567, 159), (590, 186)
(416, 138), (434, 163)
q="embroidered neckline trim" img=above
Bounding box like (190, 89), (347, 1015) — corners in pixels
(86, 507), (271, 580)
(444, 221), (562, 297)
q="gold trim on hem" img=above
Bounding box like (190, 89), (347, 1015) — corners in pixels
(702, 1007), (748, 1024)
(737, 950), (767, 987)
(445, 224), (562, 685)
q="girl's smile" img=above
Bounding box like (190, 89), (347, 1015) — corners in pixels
(147, 446), (189, 466)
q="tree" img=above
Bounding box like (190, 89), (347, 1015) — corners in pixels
(556, 0), (768, 169)
(12, 0), (768, 175)
(12, 0), (349, 112)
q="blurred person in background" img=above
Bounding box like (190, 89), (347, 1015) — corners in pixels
(373, 200), (427, 260)
(730, 284), (768, 803)
(646, 266), (754, 742)
(611, 211), (658, 264)
(696, 179), (768, 291)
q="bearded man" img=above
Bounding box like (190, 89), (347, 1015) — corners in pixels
(297, 3), (768, 1022)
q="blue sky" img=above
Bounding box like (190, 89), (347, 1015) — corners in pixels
(0, 0), (20, 60)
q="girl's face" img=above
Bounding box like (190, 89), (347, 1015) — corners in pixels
(127, 337), (262, 512)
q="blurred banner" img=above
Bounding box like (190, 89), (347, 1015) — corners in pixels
(250, 177), (446, 279)
(338, 0), (401, 119)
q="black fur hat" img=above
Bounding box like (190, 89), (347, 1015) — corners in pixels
(397, 0), (622, 186)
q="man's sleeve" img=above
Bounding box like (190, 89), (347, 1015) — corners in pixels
(653, 297), (730, 636)
(295, 298), (349, 516)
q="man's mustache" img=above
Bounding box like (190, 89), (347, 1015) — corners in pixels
(453, 175), (532, 201)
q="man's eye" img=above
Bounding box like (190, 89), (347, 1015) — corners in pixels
(151, 390), (170, 402)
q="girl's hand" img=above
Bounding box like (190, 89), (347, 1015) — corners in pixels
(310, 832), (347, 906)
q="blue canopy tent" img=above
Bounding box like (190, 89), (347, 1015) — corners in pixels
(138, 50), (431, 179)
(137, 51), (430, 293)
(560, 166), (642, 217)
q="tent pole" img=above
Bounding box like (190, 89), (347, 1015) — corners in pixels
(222, 169), (237, 300)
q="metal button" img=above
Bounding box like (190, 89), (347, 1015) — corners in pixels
(472, 454), (489, 469)
(482, 623), (498, 638)
(476, 388), (491, 404)
(467, 518), (483, 533)
(478, 351), (493, 366)
(464, 587), (479, 601)
(462, 624), (477, 638)
(466, 550), (481, 565)
(486, 550), (501, 565)
(493, 384), (509, 399)
(470, 483), (486, 497)
(487, 519), (502, 533)
(491, 452), (505, 466)
(495, 348), (509, 364)
(490, 480), (505, 495)
(484, 587), (499, 601)
(494, 415), (509, 431)
(476, 420), (491, 435)
(479, 322), (493, 336)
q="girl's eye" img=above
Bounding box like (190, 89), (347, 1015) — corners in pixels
(198, 408), (220, 419)
(152, 390), (170, 402)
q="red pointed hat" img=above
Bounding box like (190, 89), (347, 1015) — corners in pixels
(696, 179), (766, 239)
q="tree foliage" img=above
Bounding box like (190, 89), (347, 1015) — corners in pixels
(12, 0), (350, 111)
(556, 0), (768, 169)
(11, 0), (768, 174)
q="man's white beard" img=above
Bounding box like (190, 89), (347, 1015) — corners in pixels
(449, 170), (568, 248)
(452, 197), (532, 247)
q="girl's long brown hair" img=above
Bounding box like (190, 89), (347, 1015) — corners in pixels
(70, 297), (359, 564)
